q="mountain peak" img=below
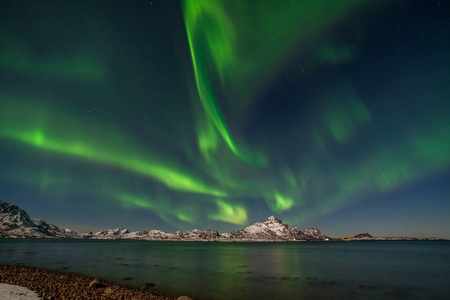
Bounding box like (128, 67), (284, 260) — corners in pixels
(0, 200), (73, 238)
(0, 200), (36, 229)
(264, 216), (282, 223)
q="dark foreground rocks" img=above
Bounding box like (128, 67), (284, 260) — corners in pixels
(0, 264), (181, 300)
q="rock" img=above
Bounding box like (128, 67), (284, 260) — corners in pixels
(104, 287), (114, 295)
(88, 279), (99, 288)
(177, 296), (193, 300)
(88, 278), (105, 288)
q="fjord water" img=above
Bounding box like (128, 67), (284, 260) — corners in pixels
(1, 240), (449, 300)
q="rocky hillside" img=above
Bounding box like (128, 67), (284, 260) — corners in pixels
(0, 200), (74, 238)
(304, 227), (329, 240)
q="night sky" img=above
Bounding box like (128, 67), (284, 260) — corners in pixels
(1, 0), (449, 238)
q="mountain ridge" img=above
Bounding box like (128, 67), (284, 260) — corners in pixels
(0, 200), (444, 241)
(0, 200), (74, 239)
(0, 200), (328, 241)
(78, 216), (328, 241)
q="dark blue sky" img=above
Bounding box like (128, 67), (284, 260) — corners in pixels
(0, 0), (449, 238)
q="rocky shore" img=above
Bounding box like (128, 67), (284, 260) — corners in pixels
(0, 264), (187, 300)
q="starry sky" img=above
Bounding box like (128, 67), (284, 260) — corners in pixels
(1, 0), (449, 238)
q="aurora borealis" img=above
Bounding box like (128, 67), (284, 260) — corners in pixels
(1, 0), (449, 237)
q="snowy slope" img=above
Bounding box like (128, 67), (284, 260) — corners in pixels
(226, 216), (326, 241)
(0, 200), (75, 238)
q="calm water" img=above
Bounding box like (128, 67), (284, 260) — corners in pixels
(0, 239), (449, 299)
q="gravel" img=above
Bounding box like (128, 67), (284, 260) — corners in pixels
(0, 264), (179, 300)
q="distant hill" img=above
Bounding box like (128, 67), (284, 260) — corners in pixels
(353, 233), (373, 239)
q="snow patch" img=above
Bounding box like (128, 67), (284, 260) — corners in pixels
(0, 283), (41, 300)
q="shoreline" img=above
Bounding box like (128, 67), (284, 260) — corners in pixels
(0, 264), (185, 300)
(0, 237), (445, 242)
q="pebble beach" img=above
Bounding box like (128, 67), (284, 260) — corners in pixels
(0, 265), (188, 300)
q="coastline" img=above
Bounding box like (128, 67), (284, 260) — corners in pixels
(0, 264), (181, 300)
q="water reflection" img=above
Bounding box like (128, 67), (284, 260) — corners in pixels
(0, 240), (449, 300)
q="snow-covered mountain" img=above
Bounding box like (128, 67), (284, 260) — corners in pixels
(80, 228), (130, 239)
(2, 199), (442, 241)
(77, 216), (325, 241)
(64, 228), (79, 236)
(226, 216), (327, 241)
(0, 200), (327, 241)
(304, 227), (329, 240)
(81, 228), (221, 241)
(0, 200), (75, 238)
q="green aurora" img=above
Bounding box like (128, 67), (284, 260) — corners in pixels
(0, 0), (449, 235)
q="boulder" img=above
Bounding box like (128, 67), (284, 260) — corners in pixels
(88, 279), (105, 288)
